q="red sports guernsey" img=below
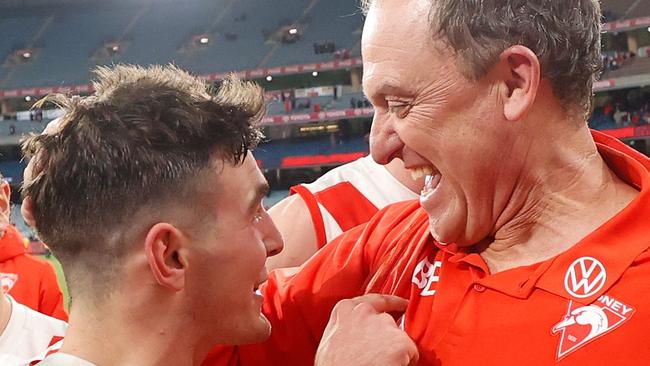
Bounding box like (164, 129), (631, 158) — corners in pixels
(204, 130), (650, 365)
(290, 155), (418, 247)
(0, 225), (68, 321)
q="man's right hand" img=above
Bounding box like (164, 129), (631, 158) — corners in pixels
(315, 294), (419, 366)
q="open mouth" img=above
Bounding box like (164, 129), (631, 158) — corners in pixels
(421, 172), (442, 197)
(253, 277), (266, 297)
(407, 165), (442, 193)
(409, 165), (434, 181)
(406, 164), (443, 208)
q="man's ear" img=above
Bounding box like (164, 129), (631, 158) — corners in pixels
(497, 45), (540, 121)
(144, 223), (187, 292)
(0, 181), (11, 219)
(21, 197), (36, 228)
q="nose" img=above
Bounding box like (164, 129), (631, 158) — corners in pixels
(261, 210), (284, 257)
(369, 112), (404, 165)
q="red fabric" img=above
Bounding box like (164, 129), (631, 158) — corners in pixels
(313, 182), (378, 233)
(204, 130), (650, 365)
(290, 182), (378, 248)
(0, 225), (67, 321)
(290, 184), (327, 248)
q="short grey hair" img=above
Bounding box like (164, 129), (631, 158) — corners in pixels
(362, 0), (602, 117)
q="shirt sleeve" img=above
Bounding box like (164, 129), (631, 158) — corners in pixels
(202, 200), (423, 366)
(38, 261), (68, 322)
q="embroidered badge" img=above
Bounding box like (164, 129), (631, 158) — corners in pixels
(564, 256), (606, 298)
(0, 273), (18, 293)
(552, 295), (634, 360)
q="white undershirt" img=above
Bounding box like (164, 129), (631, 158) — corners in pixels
(35, 352), (96, 366)
(0, 295), (67, 365)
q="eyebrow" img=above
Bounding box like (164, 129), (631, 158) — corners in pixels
(365, 81), (412, 100)
(248, 182), (270, 214)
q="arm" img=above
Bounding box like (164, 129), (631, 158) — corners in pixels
(266, 194), (319, 271)
(204, 223), (376, 366)
(203, 200), (424, 366)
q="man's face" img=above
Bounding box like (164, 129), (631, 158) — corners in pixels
(185, 152), (283, 346)
(363, 0), (522, 245)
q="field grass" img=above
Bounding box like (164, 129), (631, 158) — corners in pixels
(37, 254), (70, 312)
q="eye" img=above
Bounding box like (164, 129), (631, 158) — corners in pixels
(387, 100), (412, 118)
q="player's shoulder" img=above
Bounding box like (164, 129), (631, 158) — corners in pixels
(17, 253), (54, 274)
(13, 298), (67, 336)
(360, 200), (429, 246)
(370, 199), (426, 226)
(303, 157), (374, 191)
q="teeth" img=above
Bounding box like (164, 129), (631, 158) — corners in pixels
(255, 289), (262, 296)
(421, 174), (434, 196)
(410, 166), (434, 181)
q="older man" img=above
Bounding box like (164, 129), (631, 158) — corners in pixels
(204, 0), (650, 365)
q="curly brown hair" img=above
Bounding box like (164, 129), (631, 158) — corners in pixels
(22, 64), (264, 295)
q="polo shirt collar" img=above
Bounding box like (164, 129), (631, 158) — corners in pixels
(437, 130), (650, 304)
(535, 130), (650, 304)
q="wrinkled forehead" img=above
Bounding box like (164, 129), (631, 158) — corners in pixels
(362, 0), (432, 51)
(361, 0), (444, 96)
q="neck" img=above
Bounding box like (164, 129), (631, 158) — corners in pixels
(60, 293), (207, 366)
(480, 116), (638, 273)
(0, 295), (11, 335)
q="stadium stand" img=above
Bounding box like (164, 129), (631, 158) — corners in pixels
(629, 0), (650, 18)
(0, 0), (364, 88)
(602, 56), (650, 79)
(255, 135), (367, 169)
(605, 0), (642, 20)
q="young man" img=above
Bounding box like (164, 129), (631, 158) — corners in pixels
(23, 65), (413, 366)
(267, 156), (421, 270)
(204, 0), (650, 364)
(19, 65), (283, 365)
(0, 175), (67, 321)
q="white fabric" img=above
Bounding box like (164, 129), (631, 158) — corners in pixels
(303, 156), (418, 242)
(35, 353), (96, 366)
(0, 296), (67, 366)
(23, 339), (63, 366)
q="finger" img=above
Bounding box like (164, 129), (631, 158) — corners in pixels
(406, 340), (419, 366)
(350, 293), (408, 313)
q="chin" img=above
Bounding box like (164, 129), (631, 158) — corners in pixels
(428, 213), (462, 245)
(229, 315), (272, 346)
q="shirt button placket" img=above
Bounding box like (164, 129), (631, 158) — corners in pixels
(473, 283), (486, 292)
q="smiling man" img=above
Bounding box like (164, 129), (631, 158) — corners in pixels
(205, 0), (650, 365)
(22, 65), (286, 365)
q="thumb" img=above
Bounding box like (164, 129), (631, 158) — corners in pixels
(351, 293), (408, 313)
